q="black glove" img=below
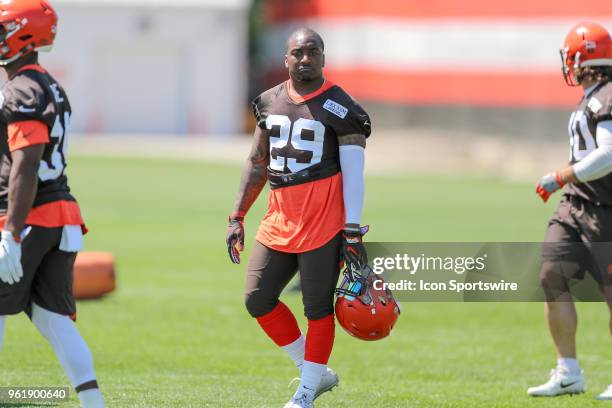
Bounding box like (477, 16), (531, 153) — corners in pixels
(226, 215), (244, 264)
(341, 225), (369, 281)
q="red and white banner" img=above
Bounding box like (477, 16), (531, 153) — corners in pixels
(262, 0), (612, 107)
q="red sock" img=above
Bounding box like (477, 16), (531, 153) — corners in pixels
(304, 314), (335, 364)
(255, 302), (301, 347)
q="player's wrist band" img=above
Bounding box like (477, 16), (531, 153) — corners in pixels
(229, 211), (245, 221)
(555, 172), (566, 187)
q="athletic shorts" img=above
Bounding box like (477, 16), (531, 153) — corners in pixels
(542, 194), (612, 286)
(244, 232), (342, 320)
(0, 226), (77, 316)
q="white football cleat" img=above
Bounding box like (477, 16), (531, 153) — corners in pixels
(596, 384), (612, 400)
(283, 392), (314, 408)
(314, 367), (339, 399)
(289, 367), (339, 401)
(527, 367), (585, 397)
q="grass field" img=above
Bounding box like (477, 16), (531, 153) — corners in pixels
(1, 155), (611, 408)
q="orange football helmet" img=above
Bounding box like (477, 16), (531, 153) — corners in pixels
(335, 266), (400, 341)
(560, 22), (612, 86)
(0, 0), (57, 66)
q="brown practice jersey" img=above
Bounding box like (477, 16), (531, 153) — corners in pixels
(252, 80), (371, 189)
(0, 66), (74, 213)
(252, 80), (371, 252)
(566, 81), (612, 204)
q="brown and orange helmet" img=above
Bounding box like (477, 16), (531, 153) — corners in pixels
(0, 0), (57, 66)
(560, 22), (612, 86)
(335, 265), (400, 341)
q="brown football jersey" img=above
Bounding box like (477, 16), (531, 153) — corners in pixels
(566, 81), (612, 205)
(252, 80), (371, 189)
(0, 66), (75, 213)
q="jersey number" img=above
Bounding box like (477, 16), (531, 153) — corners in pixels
(569, 110), (597, 162)
(39, 112), (70, 181)
(265, 115), (325, 172)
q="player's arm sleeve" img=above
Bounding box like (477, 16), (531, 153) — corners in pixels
(336, 100), (372, 148)
(251, 94), (268, 130)
(350, 101), (372, 139)
(573, 120), (612, 182)
(1, 80), (50, 152)
(340, 145), (365, 225)
(7, 120), (49, 152)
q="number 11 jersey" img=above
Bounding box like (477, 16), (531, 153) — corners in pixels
(566, 81), (612, 205)
(252, 80), (371, 253)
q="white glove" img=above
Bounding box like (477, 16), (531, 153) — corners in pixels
(0, 230), (23, 285)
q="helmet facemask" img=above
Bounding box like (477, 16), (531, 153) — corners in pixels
(335, 264), (395, 307)
(0, 18), (31, 66)
(560, 47), (580, 86)
(336, 264), (375, 303)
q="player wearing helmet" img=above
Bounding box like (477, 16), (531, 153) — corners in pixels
(226, 28), (371, 408)
(0, 1), (105, 407)
(532, 22), (612, 400)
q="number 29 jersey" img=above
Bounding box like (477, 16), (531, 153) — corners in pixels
(252, 80), (371, 253)
(566, 81), (612, 205)
(0, 65), (84, 229)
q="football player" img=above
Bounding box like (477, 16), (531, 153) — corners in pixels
(532, 22), (612, 400)
(226, 28), (371, 408)
(0, 1), (104, 407)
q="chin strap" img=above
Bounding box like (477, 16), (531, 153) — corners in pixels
(0, 50), (23, 66)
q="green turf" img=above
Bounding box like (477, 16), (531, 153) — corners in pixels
(1, 156), (610, 408)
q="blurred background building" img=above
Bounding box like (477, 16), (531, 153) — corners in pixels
(25, 0), (612, 140)
(40, 0), (250, 135)
(256, 0), (612, 139)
